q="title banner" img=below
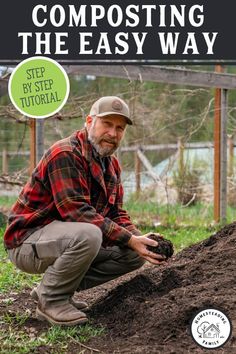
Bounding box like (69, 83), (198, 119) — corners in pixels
(0, 0), (235, 63)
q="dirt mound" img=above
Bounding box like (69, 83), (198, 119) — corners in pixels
(89, 222), (236, 353)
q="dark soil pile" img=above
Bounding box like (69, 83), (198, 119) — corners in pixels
(88, 223), (236, 353)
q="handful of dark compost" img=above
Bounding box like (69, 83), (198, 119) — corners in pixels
(147, 233), (174, 259)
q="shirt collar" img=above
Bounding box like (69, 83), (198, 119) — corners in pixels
(92, 147), (107, 173)
(76, 128), (108, 173)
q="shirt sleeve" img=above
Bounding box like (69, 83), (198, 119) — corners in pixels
(47, 151), (133, 246)
(107, 181), (142, 237)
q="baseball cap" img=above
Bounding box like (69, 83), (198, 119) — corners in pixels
(89, 96), (132, 125)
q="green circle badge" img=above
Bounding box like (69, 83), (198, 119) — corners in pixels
(8, 56), (70, 119)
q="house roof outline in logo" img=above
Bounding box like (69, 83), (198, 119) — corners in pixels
(203, 323), (221, 338)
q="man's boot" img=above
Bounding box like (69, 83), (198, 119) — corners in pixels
(36, 301), (88, 326)
(30, 287), (89, 311)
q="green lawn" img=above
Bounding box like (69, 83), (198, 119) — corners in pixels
(0, 228), (41, 293)
(0, 321), (104, 354)
(0, 196), (17, 208)
(124, 201), (234, 252)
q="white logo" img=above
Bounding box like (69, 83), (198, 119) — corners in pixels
(190, 308), (232, 349)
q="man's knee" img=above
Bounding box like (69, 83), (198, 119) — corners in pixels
(70, 223), (103, 257)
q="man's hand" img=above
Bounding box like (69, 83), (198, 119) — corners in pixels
(127, 235), (166, 265)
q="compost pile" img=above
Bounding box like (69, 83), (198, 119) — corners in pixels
(89, 223), (236, 353)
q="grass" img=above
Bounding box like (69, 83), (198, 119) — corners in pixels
(0, 196), (17, 208)
(0, 324), (104, 354)
(124, 201), (233, 252)
(2, 310), (31, 326)
(45, 324), (104, 344)
(146, 224), (217, 251)
(0, 228), (41, 294)
(125, 199), (236, 227)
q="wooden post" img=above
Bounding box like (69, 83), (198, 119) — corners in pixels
(29, 118), (36, 175)
(214, 65), (223, 223)
(135, 150), (141, 196)
(228, 134), (234, 178)
(136, 149), (160, 183)
(177, 138), (184, 176)
(220, 89), (228, 223)
(2, 148), (8, 174)
(36, 119), (45, 163)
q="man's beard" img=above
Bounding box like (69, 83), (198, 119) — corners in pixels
(88, 128), (119, 157)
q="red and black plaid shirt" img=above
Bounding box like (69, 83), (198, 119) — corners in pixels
(4, 128), (141, 249)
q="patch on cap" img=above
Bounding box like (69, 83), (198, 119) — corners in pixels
(112, 99), (123, 112)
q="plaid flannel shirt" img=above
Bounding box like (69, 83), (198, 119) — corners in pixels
(4, 128), (141, 249)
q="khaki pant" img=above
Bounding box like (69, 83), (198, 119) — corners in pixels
(8, 221), (144, 306)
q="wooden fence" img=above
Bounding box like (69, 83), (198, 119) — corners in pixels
(1, 139), (235, 181)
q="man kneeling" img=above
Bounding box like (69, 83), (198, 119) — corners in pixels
(4, 96), (165, 326)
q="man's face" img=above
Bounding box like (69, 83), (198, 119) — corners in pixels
(86, 115), (127, 157)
